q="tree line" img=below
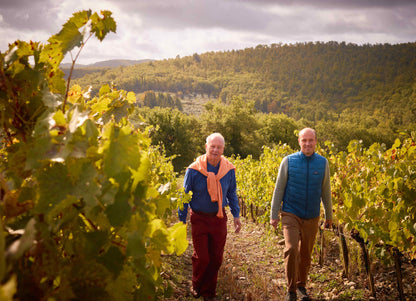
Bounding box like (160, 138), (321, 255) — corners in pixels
(134, 96), (408, 173)
(71, 41), (416, 129)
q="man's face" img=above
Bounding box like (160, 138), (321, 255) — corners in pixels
(298, 130), (317, 156)
(206, 136), (224, 162)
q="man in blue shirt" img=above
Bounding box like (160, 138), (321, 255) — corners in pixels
(179, 133), (242, 301)
(270, 128), (332, 301)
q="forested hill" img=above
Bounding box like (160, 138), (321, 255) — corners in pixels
(72, 41), (416, 126)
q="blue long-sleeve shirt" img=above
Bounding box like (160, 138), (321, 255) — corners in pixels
(178, 162), (240, 223)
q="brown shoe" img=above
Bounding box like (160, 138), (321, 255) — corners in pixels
(297, 286), (311, 301)
(203, 297), (216, 301)
(284, 291), (297, 301)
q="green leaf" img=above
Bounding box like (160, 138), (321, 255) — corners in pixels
(99, 84), (111, 96)
(130, 154), (149, 192)
(126, 232), (146, 258)
(68, 160), (100, 209)
(168, 222), (188, 255)
(53, 110), (66, 126)
(35, 163), (74, 214)
(48, 11), (90, 55)
(100, 124), (140, 177)
(105, 193), (131, 227)
(24, 136), (53, 170)
(84, 231), (109, 257)
(148, 219), (169, 252)
(127, 92), (136, 104)
(90, 11), (117, 41)
(68, 106), (89, 133)
(97, 246), (125, 278)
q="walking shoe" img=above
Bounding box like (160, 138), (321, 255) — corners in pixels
(297, 286), (311, 301)
(284, 291), (297, 301)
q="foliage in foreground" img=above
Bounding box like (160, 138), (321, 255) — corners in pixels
(0, 10), (187, 300)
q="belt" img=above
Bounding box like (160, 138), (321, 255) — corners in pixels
(192, 210), (218, 217)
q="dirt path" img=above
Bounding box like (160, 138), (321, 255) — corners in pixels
(162, 212), (416, 300)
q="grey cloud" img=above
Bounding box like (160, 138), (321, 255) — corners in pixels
(236, 0), (416, 9)
(117, 0), (273, 32)
(0, 0), (59, 31)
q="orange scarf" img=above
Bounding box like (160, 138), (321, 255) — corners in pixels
(188, 154), (235, 218)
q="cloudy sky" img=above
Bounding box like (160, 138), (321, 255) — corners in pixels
(1, 0), (416, 65)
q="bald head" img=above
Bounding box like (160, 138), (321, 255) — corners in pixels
(298, 128), (317, 156)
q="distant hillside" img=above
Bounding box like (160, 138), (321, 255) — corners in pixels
(71, 42), (416, 128)
(61, 59), (153, 68)
(62, 59), (153, 79)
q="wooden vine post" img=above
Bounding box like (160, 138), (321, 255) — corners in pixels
(250, 203), (256, 222)
(338, 224), (349, 278)
(319, 226), (324, 266)
(351, 230), (376, 298)
(239, 197), (247, 218)
(392, 247), (405, 301)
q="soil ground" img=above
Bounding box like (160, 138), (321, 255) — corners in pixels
(161, 211), (416, 301)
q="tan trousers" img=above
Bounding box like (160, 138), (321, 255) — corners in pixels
(281, 211), (320, 292)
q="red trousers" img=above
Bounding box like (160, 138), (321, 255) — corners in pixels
(281, 211), (320, 292)
(190, 210), (228, 298)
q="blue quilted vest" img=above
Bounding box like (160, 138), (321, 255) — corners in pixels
(282, 151), (327, 219)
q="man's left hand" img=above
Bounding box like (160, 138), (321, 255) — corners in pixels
(324, 219), (332, 229)
(234, 217), (242, 233)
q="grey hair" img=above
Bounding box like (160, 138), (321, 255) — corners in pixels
(206, 133), (225, 145)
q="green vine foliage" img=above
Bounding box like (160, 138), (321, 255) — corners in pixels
(327, 135), (416, 262)
(232, 144), (293, 224)
(0, 10), (188, 300)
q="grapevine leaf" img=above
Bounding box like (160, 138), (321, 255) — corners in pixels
(126, 232), (146, 258)
(168, 222), (188, 255)
(148, 219), (170, 252)
(105, 193), (131, 227)
(102, 102), (132, 123)
(130, 154), (150, 192)
(24, 136), (52, 170)
(83, 119), (99, 142)
(97, 246), (125, 278)
(68, 106), (89, 133)
(42, 88), (62, 108)
(100, 124), (140, 177)
(35, 163), (74, 214)
(53, 110), (66, 126)
(99, 84), (111, 96)
(90, 11), (117, 41)
(48, 11), (89, 55)
(127, 91), (136, 104)
(68, 161), (100, 209)
(4, 45), (18, 65)
(84, 231), (109, 258)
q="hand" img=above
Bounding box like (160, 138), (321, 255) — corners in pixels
(324, 219), (332, 229)
(234, 217), (242, 233)
(270, 218), (279, 229)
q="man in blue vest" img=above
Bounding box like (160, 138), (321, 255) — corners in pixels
(270, 128), (332, 301)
